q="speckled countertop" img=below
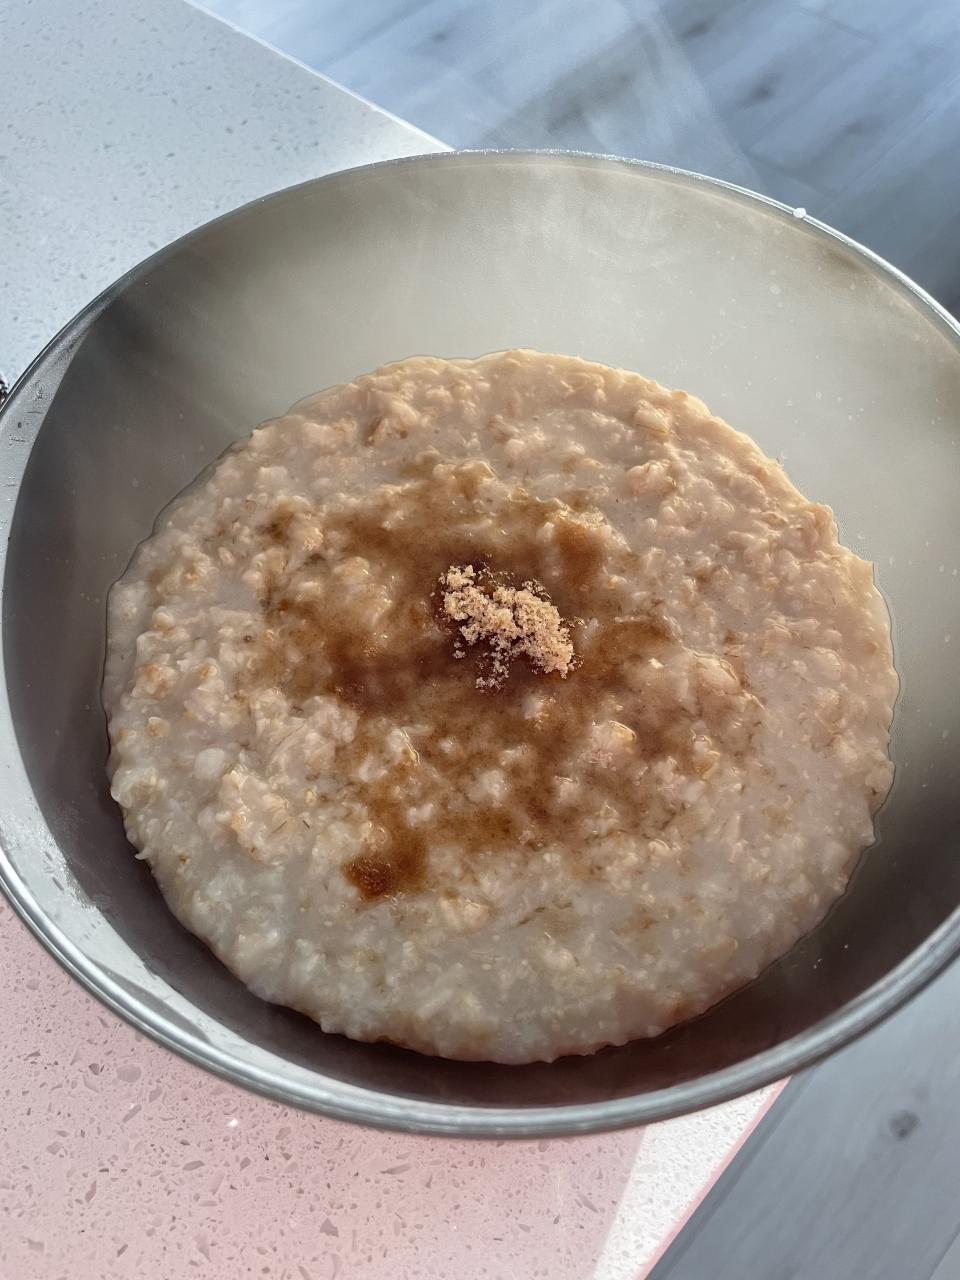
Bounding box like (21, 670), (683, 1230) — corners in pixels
(0, 0), (437, 383)
(0, 2), (777, 1276)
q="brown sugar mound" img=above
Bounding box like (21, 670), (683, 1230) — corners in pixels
(438, 564), (575, 689)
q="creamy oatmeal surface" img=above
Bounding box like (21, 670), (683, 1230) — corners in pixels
(104, 351), (896, 1064)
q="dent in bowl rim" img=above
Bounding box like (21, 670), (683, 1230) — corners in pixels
(1, 149), (960, 1138)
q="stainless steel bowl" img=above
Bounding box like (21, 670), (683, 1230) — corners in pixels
(2, 151), (960, 1138)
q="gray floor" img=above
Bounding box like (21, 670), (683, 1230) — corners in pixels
(202, 0), (960, 312)
(194, 1), (960, 1274)
(653, 959), (960, 1280)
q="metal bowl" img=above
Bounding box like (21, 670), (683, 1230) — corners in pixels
(2, 151), (960, 1137)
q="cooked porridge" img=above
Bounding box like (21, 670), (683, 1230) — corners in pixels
(103, 350), (897, 1064)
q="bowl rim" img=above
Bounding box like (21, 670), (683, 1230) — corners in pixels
(2, 147), (960, 1138)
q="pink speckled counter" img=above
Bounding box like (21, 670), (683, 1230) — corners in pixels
(0, 894), (778, 1280)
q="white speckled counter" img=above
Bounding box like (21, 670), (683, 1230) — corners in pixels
(0, 2), (778, 1276)
(0, 0), (437, 382)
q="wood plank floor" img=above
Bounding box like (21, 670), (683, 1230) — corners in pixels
(651, 956), (960, 1280)
(199, 0), (960, 310)
(192, 1), (960, 1274)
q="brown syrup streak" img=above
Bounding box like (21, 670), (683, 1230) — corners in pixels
(246, 476), (744, 900)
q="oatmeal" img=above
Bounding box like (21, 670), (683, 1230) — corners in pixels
(103, 350), (897, 1063)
